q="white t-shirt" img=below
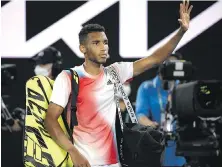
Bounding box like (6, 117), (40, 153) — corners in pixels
(50, 62), (133, 166)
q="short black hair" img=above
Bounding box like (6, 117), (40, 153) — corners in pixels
(79, 24), (105, 44)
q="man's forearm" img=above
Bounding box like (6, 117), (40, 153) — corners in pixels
(133, 28), (185, 76)
(45, 118), (76, 153)
(150, 28), (185, 65)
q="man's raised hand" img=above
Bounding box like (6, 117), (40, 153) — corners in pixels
(178, 0), (193, 32)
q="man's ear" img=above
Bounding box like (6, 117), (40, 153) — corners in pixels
(79, 45), (86, 54)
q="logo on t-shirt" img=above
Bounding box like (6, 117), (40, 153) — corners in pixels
(107, 79), (112, 85)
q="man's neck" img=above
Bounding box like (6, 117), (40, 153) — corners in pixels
(83, 60), (102, 76)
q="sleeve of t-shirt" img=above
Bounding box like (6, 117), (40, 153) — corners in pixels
(135, 81), (151, 119)
(50, 71), (71, 108)
(112, 62), (133, 83)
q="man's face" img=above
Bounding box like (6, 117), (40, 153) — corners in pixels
(34, 63), (53, 78)
(81, 32), (109, 64)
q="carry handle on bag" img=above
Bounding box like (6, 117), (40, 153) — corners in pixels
(107, 66), (165, 167)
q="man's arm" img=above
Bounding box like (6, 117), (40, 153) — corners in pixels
(135, 82), (158, 127)
(45, 102), (91, 167)
(133, 0), (193, 77)
(45, 103), (75, 153)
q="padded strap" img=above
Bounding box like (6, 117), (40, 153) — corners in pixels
(62, 69), (79, 143)
(69, 69), (79, 130)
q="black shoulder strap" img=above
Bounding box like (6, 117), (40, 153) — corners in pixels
(61, 69), (79, 143)
(69, 69), (79, 129)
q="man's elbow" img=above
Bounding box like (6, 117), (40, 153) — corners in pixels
(44, 111), (57, 131)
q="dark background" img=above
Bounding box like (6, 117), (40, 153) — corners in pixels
(1, 1), (222, 167)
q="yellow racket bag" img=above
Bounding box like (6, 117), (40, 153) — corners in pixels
(23, 72), (78, 167)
